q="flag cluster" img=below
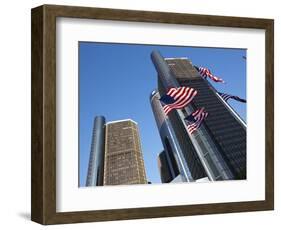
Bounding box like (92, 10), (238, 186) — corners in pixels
(159, 87), (197, 115)
(157, 60), (246, 135)
(195, 66), (225, 83)
(184, 108), (208, 134)
(218, 92), (246, 103)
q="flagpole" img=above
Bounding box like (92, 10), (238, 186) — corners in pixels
(216, 92), (247, 128)
(201, 76), (247, 129)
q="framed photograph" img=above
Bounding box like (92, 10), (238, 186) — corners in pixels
(31, 4), (274, 225)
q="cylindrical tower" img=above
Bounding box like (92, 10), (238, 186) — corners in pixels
(151, 50), (180, 89)
(150, 90), (194, 182)
(150, 50), (235, 181)
(86, 116), (106, 186)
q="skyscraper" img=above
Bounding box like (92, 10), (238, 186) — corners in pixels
(150, 51), (246, 182)
(150, 90), (206, 182)
(86, 116), (106, 186)
(103, 119), (147, 185)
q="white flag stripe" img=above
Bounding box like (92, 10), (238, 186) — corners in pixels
(160, 87), (198, 115)
(186, 108), (208, 134)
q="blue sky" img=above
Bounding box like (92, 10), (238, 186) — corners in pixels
(79, 42), (246, 186)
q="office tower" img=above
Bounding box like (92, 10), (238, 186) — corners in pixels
(103, 119), (147, 185)
(86, 116), (106, 186)
(150, 90), (206, 182)
(150, 51), (246, 181)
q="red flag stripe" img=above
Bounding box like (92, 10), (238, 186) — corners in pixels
(161, 87), (198, 115)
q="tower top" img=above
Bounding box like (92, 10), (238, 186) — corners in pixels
(106, 119), (138, 125)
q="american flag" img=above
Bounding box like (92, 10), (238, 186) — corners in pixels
(194, 66), (225, 83)
(218, 92), (246, 103)
(159, 87), (197, 115)
(184, 108), (208, 134)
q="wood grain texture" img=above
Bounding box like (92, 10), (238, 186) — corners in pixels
(265, 20), (274, 210)
(31, 6), (44, 224)
(31, 4), (274, 225)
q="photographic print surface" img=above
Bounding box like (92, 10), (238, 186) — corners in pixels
(79, 42), (246, 187)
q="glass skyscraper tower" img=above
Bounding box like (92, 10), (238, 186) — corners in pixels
(150, 51), (246, 182)
(86, 116), (106, 186)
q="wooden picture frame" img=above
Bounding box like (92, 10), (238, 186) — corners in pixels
(31, 4), (274, 225)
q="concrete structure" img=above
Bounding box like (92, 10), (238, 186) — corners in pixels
(103, 119), (147, 185)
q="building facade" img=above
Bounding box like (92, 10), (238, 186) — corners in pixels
(150, 90), (204, 182)
(103, 119), (147, 185)
(150, 51), (246, 182)
(86, 118), (147, 186)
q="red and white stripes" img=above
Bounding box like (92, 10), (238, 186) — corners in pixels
(163, 87), (197, 115)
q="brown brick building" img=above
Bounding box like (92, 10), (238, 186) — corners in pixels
(103, 119), (147, 185)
